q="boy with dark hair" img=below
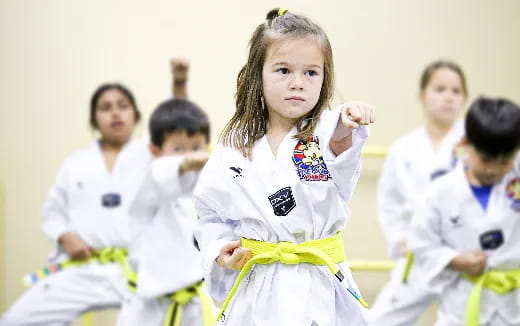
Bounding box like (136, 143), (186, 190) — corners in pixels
(409, 96), (520, 326)
(117, 98), (214, 326)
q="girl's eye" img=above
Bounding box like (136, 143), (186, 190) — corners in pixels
(175, 146), (184, 153)
(435, 86), (446, 93)
(306, 70), (318, 77)
(277, 68), (289, 74)
(452, 88), (462, 95)
(118, 101), (130, 109)
(98, 103), (110, 112)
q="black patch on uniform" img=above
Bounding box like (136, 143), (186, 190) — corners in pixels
(101, 193), (121, 208)
(229, 166), (243, 178)
(479, 229), (504, 250)
(430, 169), (448, 181)
(268, 187), (296, 216)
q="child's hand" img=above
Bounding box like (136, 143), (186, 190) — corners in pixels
(216, 241), (252, 271)
(180, 151), (210, 174)
(58, 232), (95, 261)
(170, 57), (190, 83)
(449, 250), (487, 276)
(340, 101), (376, 129)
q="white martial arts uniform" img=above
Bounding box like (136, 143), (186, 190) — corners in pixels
(117, 155), (210, 326)
(194, 105), (369, 326)
(0, 139), (151, 326)
(369, 123), (463, 326)
(408, 157), (520, 326)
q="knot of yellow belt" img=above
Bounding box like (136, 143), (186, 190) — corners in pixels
(464, 268), (520, 326)
(163, 282), (214, 326)
(216, 232), (354, 321)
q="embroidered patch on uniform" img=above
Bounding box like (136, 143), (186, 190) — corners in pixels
(292, 136), (332, 181)
(101, 193), (121, 208)
(479, 229), (504, 250)
(506, 178), (520, 212)
(229, 166), (243, 178)
(268, 186), (296, 216)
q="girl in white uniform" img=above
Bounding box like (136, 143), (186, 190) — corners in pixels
(117, 98), (214, 326)
(194, 8), (375, 326)
(370, 61), (468, 326)
(0, 83), (151, 326)
(408, 97), (520, 326)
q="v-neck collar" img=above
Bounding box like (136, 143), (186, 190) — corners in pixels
(262, 126), (298, 162)
(95, 138), (133, 176)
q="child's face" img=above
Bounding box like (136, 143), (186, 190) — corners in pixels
(420, 68), (466, 126)
(95, 89), (137, 144)
(465, 145), (518, 185)
(151, 130), (208, 157)
(262, 37), (324, 126)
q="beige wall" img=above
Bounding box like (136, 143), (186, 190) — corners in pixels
(1, 0), (519, 324)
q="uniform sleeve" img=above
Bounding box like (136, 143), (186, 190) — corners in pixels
(128, 169), (160, 244)
(320, 105), (369, 203)
(193, 147), (240, 303)
(150, 155), (198, 198)
(377, 144), (411, 259)
(407, 187), (459, 293)
(129, 155), (196, 238)
(41, 159), (71, 243)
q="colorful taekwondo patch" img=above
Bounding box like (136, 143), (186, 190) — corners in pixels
(292, 136), (332, 181)
(506, 178), (520, 212)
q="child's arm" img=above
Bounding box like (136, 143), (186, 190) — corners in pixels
(448, 251), (487, 276)
(329, 101), (375, 156)
(171, 58), (189, 100)
(151, 151), (209, 198)
(321, 102), (373, 203)
(42, 158), (94, 260)
(194, 147), (245, 302)
(407, 186), (460, 292)
(377, 145), (412, 259)
(195, 201), (243, 303)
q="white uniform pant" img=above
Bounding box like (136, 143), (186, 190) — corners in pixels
(368, 259), (437, 326)
(0, 262), (129, 326)
(117, 294), (205, 326)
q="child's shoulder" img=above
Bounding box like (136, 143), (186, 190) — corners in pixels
(428, 164), (464, 198)
(62, 142), (98, 165)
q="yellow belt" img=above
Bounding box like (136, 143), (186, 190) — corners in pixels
(23, 248), (137, 290)
(217, 232), (367, 321)
(463, 268), (520, 326)
(163, 281), (215, 326)
(401, 251), (414, 284)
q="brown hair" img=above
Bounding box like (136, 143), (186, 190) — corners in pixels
(420, 60), (468, 96)
(219, 8), (334, 157)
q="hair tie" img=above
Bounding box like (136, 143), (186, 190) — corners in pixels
(278, 8), (288, 16)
